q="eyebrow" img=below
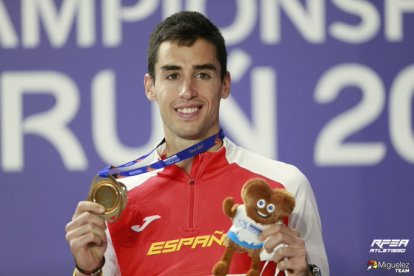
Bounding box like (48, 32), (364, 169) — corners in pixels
(160, 63), (217, 71)
(193, 63), (217, 71)
(160, 65), (181, 71)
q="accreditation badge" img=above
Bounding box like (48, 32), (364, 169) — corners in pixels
(88, 175), (128, 223)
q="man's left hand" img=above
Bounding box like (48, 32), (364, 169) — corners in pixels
(260, 223), (311, 276)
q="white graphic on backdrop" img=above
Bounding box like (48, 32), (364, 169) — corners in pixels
(1, 0), (413, 48)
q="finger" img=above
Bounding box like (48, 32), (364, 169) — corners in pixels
(262, 232), (301, 254)
(260, 223), (282, 241)
(276, 257), (308, 275)
(275, 258), (290, 273)
(272, 244), (307, 264)
(66, 211), (107, 233)
(66, 222), (107, 247)
(72, 201), (105, 220)
(260, 223), (299, 241)
(68, 231), (107, 257)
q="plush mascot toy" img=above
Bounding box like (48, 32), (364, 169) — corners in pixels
(212, 178), (295, 276)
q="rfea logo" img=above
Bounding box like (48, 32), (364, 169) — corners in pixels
(370, 239), (409, 253)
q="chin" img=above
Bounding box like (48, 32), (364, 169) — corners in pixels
(179, 131), (204, 140)
(177, 127), (208, 140)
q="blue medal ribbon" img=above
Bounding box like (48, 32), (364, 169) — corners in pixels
(98, 129), (225, 178)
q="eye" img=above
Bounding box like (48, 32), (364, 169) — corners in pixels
(195, 72), (211, 80)
(166, 73), (180, 80)
(257, 199), (266, 208)
(266, 204), (275, 213)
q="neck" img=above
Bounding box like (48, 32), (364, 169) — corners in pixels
(163, 131), (223, 174)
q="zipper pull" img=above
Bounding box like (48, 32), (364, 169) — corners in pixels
(188, 178), (195, 185)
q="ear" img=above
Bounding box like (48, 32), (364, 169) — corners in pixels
(241, 178), (261, 201)
(241, 178), (270, 203)
(273, 189), (295, 216)
(144, 73), (156, 101)
(240, 179), (252, 202)
(221, 71), (231, 99)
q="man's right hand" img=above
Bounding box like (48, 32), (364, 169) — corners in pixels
(65, 201), (107, 274)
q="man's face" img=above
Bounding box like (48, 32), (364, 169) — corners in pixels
(144, 39), (230, 141)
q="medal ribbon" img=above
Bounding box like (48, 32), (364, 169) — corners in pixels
(98, 129), (225, 178)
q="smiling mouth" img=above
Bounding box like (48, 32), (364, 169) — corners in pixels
(176, 107), (200, 114)
(256, 210), (269, 218)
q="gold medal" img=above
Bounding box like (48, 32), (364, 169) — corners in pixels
(88, 175), (128, 223)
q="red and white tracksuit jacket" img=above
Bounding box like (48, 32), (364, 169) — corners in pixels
(102, 138), (329, 276)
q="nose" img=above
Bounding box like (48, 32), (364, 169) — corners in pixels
(179, 78), (197, 99)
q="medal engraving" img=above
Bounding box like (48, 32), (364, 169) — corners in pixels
(88, 175), (128, 223)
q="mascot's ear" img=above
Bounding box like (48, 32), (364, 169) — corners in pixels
(272, 189), (295, 217)
(241, 178), (271, 202)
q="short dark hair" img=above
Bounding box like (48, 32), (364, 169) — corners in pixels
(147, 11), (227, 81)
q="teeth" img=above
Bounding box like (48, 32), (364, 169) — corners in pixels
(177, 107), (198, 114)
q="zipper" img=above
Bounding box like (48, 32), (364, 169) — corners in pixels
(186, 154), (206, 231)
(188, 177), (195, 230)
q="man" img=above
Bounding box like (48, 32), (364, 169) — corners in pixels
(65, 11), (328, 276)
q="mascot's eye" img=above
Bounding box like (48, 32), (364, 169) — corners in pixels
(267, 204), (275, 213)
(257, 199), (266, 208)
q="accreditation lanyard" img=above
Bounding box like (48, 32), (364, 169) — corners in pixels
(98, 129), (225, 178)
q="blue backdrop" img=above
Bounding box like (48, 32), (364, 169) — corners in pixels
(1, 0), (413, 275)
